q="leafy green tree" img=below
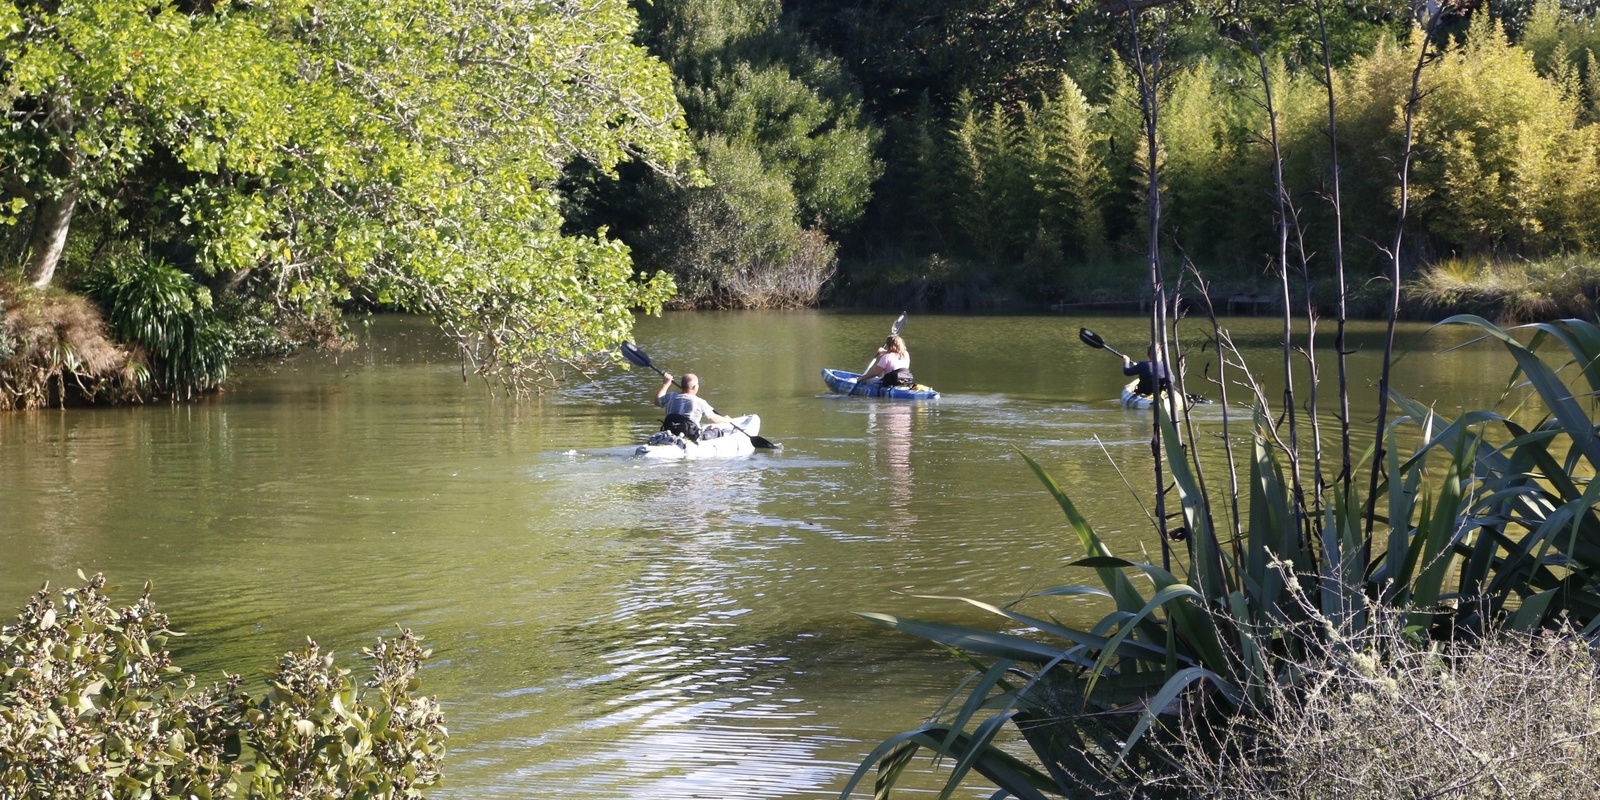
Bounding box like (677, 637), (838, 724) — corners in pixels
(1518, 0), (1600, 77)
(648, 135), (837, 308)
(696, 60), (879, 231)
(1100, 56), (1160, 251)
(2, 0), (694, 385)
(0, 1), (299, 289)
(943, 93), (1034, 265)
(1159, 61), (1241, 260)
(629, 0), (880, 307)
(1588, 49), (1600, 123)
(1517, 0), (1600, 125)
(1325, 32), (1426, 263)
(870, 93), (948, 251)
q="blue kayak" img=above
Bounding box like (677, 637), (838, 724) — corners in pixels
(822, 368), (940, 400)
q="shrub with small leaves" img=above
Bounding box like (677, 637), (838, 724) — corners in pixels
(0, 574), (446, 799)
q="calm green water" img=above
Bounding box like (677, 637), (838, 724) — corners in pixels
(0, 310), (1517, 798)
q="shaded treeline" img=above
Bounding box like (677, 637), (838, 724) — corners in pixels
(579, 0), (1600, 312)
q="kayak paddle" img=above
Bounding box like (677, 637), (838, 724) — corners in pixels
(620, 342), (779, 449)
(1078, 328), (1211, 405)
(1078, 327), (1128, 361)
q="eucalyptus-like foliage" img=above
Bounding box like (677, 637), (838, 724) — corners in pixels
(630, 0), (879, 307)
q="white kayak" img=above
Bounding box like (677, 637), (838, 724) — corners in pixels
(1121, 380), (1158, 409)
(1121, 381), (1202, 415)
(635, 414), (762, 459)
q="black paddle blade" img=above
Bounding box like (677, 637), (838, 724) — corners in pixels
(750, 435), (779, 449)
(1079, 328), (1105, 349)
(619, 341), (652, 369)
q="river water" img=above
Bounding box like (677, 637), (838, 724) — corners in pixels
(0, 310), (1522, 798)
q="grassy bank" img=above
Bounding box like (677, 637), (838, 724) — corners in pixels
(1406, 255), (1600, 323)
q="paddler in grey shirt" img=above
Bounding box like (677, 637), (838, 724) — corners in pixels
(654, 372), (733, 439)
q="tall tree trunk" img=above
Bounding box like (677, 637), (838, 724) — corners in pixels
(25, 105), (81, 289)
(25, 186), (80, 288)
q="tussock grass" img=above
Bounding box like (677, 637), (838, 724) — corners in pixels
(0, 282), (144, 409)
(1407, 255), (1600, 322)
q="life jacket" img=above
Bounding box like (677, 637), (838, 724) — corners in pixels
(880, 367), (915, 388)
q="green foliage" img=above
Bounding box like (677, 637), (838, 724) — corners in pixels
(81, 256), (229, 396)
(0, 574), (445, 799)
(1160, 61), (1248, 261)
(848, 317), (1600, 797)
(236, 636), (445, 797)
(2, 0), (694, 386)
(943, 92), (1033, 265)
(626, 0), (879, 308)
(1032, 75), (1110, 265)
(867, 93), (945, 248)
(819, 2), (1600, 308)
(701, 61), (880, 231)
(1519, 0), (1600, 99)
(648, 135), (837, 308)
(1410, 14), (1600, 252)
(0, 575), (238, 798)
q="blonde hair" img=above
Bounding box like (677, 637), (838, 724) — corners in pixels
(883, 335), (906, 355)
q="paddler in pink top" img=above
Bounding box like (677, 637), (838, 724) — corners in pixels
(860, 334), (912, 387)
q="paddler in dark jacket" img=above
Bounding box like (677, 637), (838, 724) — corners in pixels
(1122, 346), (1172, 397)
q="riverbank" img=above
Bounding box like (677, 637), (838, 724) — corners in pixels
(0, 282), (142, 409)
(826, 254), (1600, 323)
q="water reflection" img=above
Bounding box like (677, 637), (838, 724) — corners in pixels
(865, 403), (919, 538)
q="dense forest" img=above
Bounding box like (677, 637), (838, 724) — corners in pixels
(3, 0), (1598, 406)
(567, 0), (1600, 314)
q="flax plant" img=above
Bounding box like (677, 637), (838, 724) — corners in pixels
(843, 0), (1600, 796)
(845, 316), (1600, 799)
